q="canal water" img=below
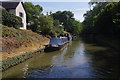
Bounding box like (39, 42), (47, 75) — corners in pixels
(2, 38), (120, 78)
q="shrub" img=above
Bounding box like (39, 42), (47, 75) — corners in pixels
(2, 9), (22, 29)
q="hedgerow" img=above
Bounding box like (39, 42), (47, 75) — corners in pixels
(2, 9), (22, 29)
(2, 49), (44, 71)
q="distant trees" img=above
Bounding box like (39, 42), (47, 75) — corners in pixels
(72, 21), (82, 35)
(24, 2), (82, 36)
(51, 11), (82, 35)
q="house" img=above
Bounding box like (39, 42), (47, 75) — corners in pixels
(0, 5), (5, 10)
(2, 1), (26, 29)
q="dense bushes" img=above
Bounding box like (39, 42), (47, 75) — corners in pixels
(2, 9), (22, 29)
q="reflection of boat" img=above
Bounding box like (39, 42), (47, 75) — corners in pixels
(44, 37), (69, 52)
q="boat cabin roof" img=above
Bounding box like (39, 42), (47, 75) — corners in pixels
(49, 38), (62, 45)
(49, 37), (68, 45)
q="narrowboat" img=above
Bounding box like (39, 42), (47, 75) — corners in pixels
(44, 37), (68, 52)
(68, 35), (72, 41)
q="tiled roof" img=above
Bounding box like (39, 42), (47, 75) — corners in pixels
(2, 2), (19, 9)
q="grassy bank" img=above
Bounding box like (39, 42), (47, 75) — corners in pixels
(1, 25), (50, 70)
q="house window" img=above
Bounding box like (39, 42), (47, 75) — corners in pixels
(19, 12), (23, 17)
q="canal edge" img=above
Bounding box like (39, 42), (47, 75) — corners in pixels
(1, 48), (45, 71)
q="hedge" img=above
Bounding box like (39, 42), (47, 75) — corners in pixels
(1, 9), (22, 29)
(2, 49), (44, 71)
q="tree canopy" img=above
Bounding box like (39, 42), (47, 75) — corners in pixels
(24, 2), (43, 24)
(82, 2), (120, 37)
(51, 11), (82, 35)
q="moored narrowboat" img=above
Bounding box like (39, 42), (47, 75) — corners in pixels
(44, 37), (68, 52)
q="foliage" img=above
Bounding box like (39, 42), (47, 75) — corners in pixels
(51, 20), (64, 37)
(72, 21), (83, 35)
(24, 2), (43, 24)
(24, 2), (82, 36)
(52, 11), (74, 31)
(51, 11), (82, 35)
(82, 2), (120, 37)
(2, 51), (43, 71)
(24, 2), (55, 36)
(38, 15), (53, 35)
(82, 2), (109, 34)
(2, 9), (22, 29)
(94, 2), (120, 35)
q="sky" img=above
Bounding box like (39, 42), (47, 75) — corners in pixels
(1, 0), (91, 22)
(33, 2), (90, 22)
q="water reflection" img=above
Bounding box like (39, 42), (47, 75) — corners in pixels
(89, 48), (120, 78)
(2, 39), (120, 78)
(27, 65), (54, 78)
(25, 41), (95, 78)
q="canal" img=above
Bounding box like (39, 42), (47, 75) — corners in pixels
(2, 38), (120, 78)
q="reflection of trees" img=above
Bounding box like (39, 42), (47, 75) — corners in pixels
(26, 40), (84, 78)
(52, 39), (87, 69)
(52, 40), (82, 65)
(81, 37), (120, 78)
(64, 40), (83, 58)
(89, 48), (120, 78)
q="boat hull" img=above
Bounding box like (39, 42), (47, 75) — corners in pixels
(44, 42), (69, 52)
(44, 45), (63, 52)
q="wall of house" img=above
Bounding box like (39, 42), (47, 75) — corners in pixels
(16, 1), (26, 30)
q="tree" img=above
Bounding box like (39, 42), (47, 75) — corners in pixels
(82, 2), (109, 35)
(51, 11), (81, 35)
(94, 2), (120, 36)
(51, 20), (64, 37)
(24, 2), (43, 24)
(72, 21), (82, 35)
(24, 2), (44, 32)
(38, 15), (53, 35)
(82, 1), (120, 38)
(51, 11), (74, 31)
